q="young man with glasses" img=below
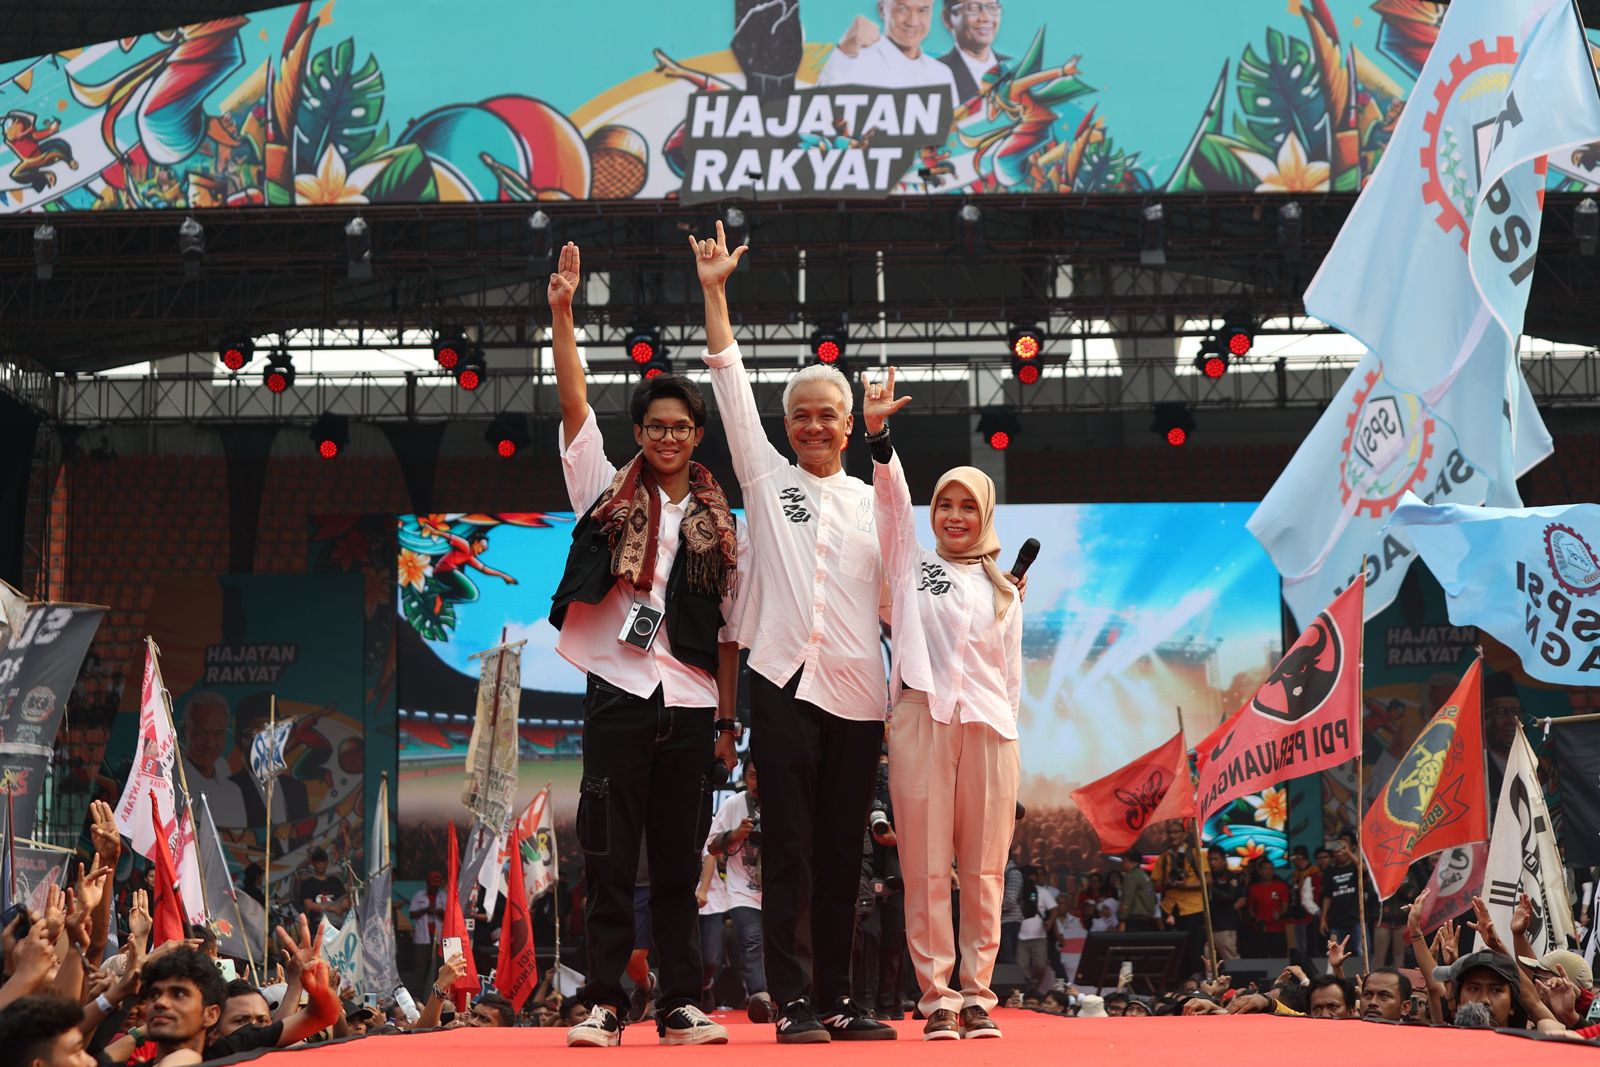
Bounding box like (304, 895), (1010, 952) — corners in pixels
(937, 0), (1009, 104)
(546, 241), (746, 1048)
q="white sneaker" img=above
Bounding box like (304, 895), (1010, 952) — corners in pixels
(658, 1004), (729, 1045)
(567, 1005), (623, 1047)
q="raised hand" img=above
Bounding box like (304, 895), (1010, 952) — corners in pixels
(1433, 920), (1460, 965)
(13, 921), (61, 989)
(547, 241), (580, 311)
(1509, 892), (1534, 938)
(837, 13), (880, 57)
(1403, 886), (1431, 940)
(861, 368), (911, 435)
(89, 800), (122, 865)
(1326, 934), (1351, 971)
(1538, 963), (1580, 1025)
(435, 952), (468, 991)
(128, 889), (152, 948)
(1468, 895), (1509, 956)
(688, 220), (747, 289)
(276, 913), (323, 980)
(75, 856), (114, 919)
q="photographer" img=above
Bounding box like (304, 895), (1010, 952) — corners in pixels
(705, 759), (771, 1022)
(852, 753), (906, 1020)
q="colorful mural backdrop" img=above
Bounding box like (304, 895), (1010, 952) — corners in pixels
(4, 0), (1598, 212)
(99, 575), (369, 912)
(394, 503), (1283, 883)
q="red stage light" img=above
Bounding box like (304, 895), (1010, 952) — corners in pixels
(1201, 355), (1227, 379)
(1016, 362), (1041, 385)
(222, 346), (247, 371)
(1012, 334), (1040, 360)
(436, 345), (460, 370)
(265, 370), (289, 393)
(318, 438), (339, 459)
(457, 367), (482, 391)
(1226, 329), (1252, 356)
(1166, 427), (1188, 447)
(816, 339), (841, 363)
(496, 438), (516, 458)
(988, 430), (1011, 451)
(630, 340), (656, 364)
(643, 365), (665, 379)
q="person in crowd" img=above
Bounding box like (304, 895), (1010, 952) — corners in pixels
(999, 855), (1024, 962)
(547, 240), (743, 1049)
(1075, 871), (1106, 928)
(1244, 856), (1291, 959)
(1306, 975), (1356, 1020)
(1204, 848), (1243, 963)
(1117, 851), (1157, 932)
(862, 367), (1023, 1040)
(1013, 867), (1059, 998)
(0, 997), (96, 1067)
(1151, 820), (1206, 979)
(705, 758), (771, 1021)
(467, 993), (515, 1028)
(1361, 967), (1414, 1022)
(936, 0), (1009, 104)
(215, 979), (273, 1037)
(691, 222), (894, 1043)
(1289, 845), (1321, 963)
(406, 869), (447, 993)
(819, 0), (960, 106)
(296, 849), (349, 931)
(1372, 862), (1423, 969)
(1318, 834), (1369, 964)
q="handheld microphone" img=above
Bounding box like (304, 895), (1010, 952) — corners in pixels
(1009, 538), (1040, 580)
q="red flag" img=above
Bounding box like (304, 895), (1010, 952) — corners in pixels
(442, 821), (479, 1012)
(1195, 580), (1363, 822)
(1362, 657), (1489, 899)
(495, 821), (538, 1012)
(1069, 732), (1197, 853)
(148, 792), (188, 945)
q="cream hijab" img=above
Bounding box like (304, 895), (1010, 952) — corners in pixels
(930, 466), (1017, 621)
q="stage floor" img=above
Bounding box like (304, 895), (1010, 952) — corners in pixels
(235, 1010), (1596, 1066)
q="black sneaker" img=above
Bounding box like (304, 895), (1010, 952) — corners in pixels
(566, 1005), (623, 1047)
(820, 997), (898, 1040)
(657, 1004), (729, 1045)
(775, 998), (831, 1044)
(627, 971), (657, 1023)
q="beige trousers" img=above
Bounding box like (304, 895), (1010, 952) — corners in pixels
(887, 693), (1020, 1015)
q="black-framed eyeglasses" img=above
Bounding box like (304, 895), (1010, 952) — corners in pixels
(643, 423), (695, 441)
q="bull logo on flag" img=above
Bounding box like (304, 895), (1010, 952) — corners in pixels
(1545, 523), (1600, 597)
(1251, 611), (1343, 723)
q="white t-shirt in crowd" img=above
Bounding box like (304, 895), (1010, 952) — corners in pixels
(699, 845), (732, 916)
(705, 791), (762, 911)
(1018, 883), (1059, 941)
(817, 35), (958, 108)
(408, 887), (446, 945)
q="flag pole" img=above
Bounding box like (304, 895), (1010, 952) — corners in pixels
(1352, 559), (1371, 974)
(155, 639), (210, 922)
(263, 693), (276, 969)
(1175, 706), (1219, 979)
(199, 792), (258, 975)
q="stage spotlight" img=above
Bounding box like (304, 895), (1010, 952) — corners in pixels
(528, 209), (553, 262)
(1578, 198), (1598, 256)
(262, 350), (296, 394)
(346, 216), (372, 279)
(958, 201), (981, 224)
(485, 413), (530, 458)
(1220, 320), (1254, 358)
(218, 336), (254, 372)
(33, 223), (55, 280)
(624, 326), (661, 366)
(433, 329), (466, 371)
(1140, 202), (1166, 266)
(455, 345), (487, 391)
(976, 407), (1021, 452)
(1278, 201), (1303, 259)
(1150, 401), (1196, 447)
(1193, 337), (1228, 380)
(309, 413), (349, 459)
(1008, 323), (1044, 385)
(178, 216), (204, 276)
(809, 326), (847, 367)
(640, 355), (674, 380)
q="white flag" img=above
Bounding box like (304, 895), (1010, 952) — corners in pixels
(113, 641), (204, 923)
(320, 907), (366, 1000)
(1479, 723), (1575, 956)
(249, 718), (292, 788)
(369, 775), (389, 880)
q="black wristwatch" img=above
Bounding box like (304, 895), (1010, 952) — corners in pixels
(715, 718), (742, 738)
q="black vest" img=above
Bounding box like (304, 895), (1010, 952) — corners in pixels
(548, 493), (725, 677)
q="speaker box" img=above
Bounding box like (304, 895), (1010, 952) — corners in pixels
(1223, 957), (1292, 984)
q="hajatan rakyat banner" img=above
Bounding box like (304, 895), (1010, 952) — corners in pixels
(4, 0), (1600, 213)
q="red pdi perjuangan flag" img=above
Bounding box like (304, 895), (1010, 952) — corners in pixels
(148, 794), (189, 946)
(495, 821), (538, 1012)
(442, 821), (479, 1012)
(1070, 732), (1197, 853)
(1362, 657), (1489, 899)
(1196, 580), (1363, 822)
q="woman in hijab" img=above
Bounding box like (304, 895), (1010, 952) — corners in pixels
(862, 368), (1023, 1042)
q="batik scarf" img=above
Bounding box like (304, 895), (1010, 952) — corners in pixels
(590, 453), (738, 597)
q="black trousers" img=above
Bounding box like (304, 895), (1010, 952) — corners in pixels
(750, 669), (884, 1007)
(574, 674), (714, 1013)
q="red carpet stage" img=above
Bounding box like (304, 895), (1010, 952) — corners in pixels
(229, 1012), (1597, 1065)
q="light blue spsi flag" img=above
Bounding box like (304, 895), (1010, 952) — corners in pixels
(1302, 0), (1600, 501)
(1387, 493), (1600, 685)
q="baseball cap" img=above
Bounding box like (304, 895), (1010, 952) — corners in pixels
(1519, 949), (1594, 989)
(1432, 950), (1519, 987)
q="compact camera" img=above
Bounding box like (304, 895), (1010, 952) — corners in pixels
(618, 602), (664, 650)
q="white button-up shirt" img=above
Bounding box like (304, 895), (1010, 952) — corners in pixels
(557, 406), (746, 708)
(701, 342), (888, 722)
(875, 450), (1020, 739)
(817, 35), (959, 108)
